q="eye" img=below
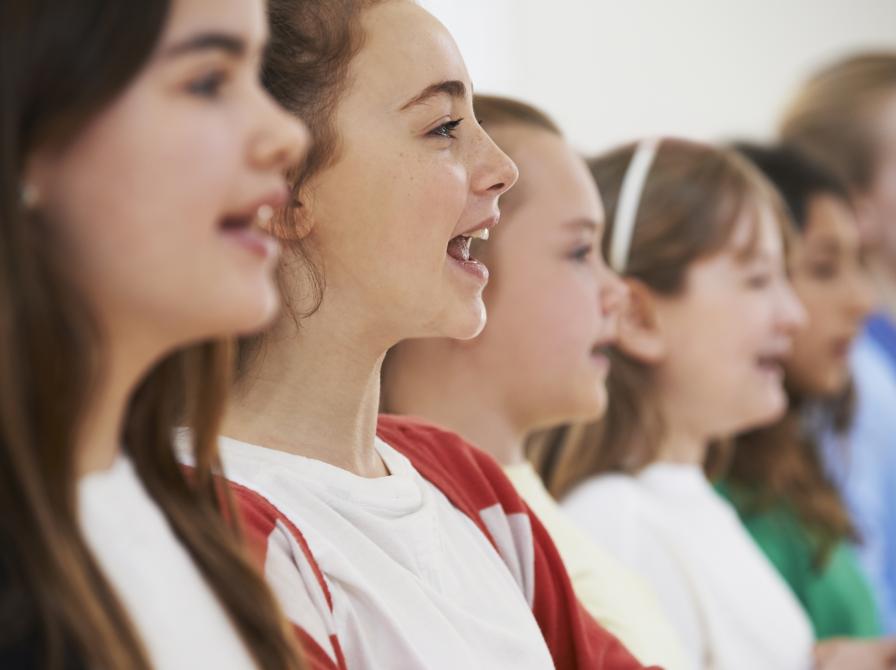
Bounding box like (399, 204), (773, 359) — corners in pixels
(429, 118), (464, 139)
(808, 261), (838, 281)
(746, 272), (772, 289)
(187, 70), (229, 98)
(569, 244), (595, 263)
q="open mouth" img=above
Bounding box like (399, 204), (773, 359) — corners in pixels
(218, 205), (278, 259)
(756, 354), (784, 376)
(447, 227), (489, 262)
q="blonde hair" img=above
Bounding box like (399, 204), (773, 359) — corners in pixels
(781, 52), (896, 191)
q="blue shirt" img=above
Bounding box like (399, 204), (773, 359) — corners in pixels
(819, 312), (896, 633)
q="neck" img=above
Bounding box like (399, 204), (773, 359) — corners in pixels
(655, 429), (708, 466)
(654, 388), (710, 466)
(384, 340), (527, 466)
(77, 330), (159, 477)
(223, 301), (388, 478)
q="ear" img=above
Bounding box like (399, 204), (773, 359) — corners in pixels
(262, 189), (315, 241)
(617, 278), (667, 364)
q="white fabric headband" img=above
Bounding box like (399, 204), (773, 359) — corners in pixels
(608, 138), (662, 273)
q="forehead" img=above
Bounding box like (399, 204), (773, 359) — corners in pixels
(160, 0), (266, 46)
(804, 194), (859, 244)
(349, 1), (471, 108)
(727, 202), (783, 261)
(497, 126), (602, 223)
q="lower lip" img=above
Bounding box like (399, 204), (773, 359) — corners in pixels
(831, 341), (852, 359)
(223, 228), (280, 260)
(591, 352), (610, 374)
(757, 363), (783, 380)
(448, 255), (489, 283)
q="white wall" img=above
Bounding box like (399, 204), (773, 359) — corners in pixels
(420, 0), (896, 154)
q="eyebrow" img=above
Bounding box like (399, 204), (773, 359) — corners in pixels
(162, 32), (247, 59)
(563, 218), (601, 234)
(400, 80), (467, 111)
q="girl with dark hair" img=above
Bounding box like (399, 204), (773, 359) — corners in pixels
(1, 1), (309, 668)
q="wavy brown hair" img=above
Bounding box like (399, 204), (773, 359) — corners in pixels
(0, 3), (303, 669)
(239, 0), (388, 373)
(530, 139), (790, 500)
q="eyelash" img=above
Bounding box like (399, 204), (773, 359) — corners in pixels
(569, 245), (595, 262)
(746, 272), (772, 289)
(187, 70), (229, 98)
(429, 118), (464, 139)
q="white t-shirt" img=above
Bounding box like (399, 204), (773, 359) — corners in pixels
(216, 434), (555, 670)
(78, 455), (257, 670)
(504, 461), (689, 670)
(562, 463), (814, 670)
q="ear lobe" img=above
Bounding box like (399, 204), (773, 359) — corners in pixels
(263, 194), (314, 241)
(616, 279), (667, 364)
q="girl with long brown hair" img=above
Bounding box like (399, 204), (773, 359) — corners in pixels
(532, 139), (814, 669)
(1, 1), (309, 668)
(206, 1), (652, 669)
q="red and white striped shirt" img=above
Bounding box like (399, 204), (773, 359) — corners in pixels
(224, 415), (655, 670)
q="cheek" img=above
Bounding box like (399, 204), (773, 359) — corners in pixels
(48, 104), (252, 332)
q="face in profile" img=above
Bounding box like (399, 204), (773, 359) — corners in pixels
(26, 0), (309, 354)
(296, 0), (517, 346)
(647, 206), (806, 438)
(466, 126), (626, 429)
(785, 194), (874, 395)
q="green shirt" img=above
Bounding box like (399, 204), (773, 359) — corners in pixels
(717, 482), (881, 639)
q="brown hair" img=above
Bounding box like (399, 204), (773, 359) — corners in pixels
(781, 52), (896, 191)
(239, 0), (387, 370)
(721, 399), (856, 568)
(530, 139), (790, 500)
(720, 144), (860, 568)
(1, 3), (302, 669)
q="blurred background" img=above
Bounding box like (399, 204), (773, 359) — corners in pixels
(420, 0), (896, 152)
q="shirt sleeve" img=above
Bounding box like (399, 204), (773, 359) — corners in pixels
(233, 485), (348, 670)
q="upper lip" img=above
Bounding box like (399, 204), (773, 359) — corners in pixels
(223, 185), (290, 224)
(758, 341), (793, 360)
(456, 214), (500, 238)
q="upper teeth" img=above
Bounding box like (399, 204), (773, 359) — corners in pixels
(468, 227), (489, 241)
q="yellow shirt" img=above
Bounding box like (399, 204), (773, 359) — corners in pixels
(504, 462), (690, 670)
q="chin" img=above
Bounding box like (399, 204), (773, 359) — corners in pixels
(225, 286), (282, 337)
(439, 299), (487, 341)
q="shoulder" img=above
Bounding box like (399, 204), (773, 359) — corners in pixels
(228, 482), (346, 669)
(377, 414), (522, 513)
(562, 473), (644, 517)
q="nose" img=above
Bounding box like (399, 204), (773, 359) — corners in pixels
(471, 126), (519, 199)
(778, 279), (808, 335)
(250, 94), (311, 173)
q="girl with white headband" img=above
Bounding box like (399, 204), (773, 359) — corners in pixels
(532, 138), (816, 669)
